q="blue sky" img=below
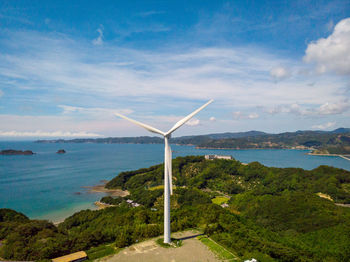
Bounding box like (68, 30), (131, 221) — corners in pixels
(0, 0), (349, 138)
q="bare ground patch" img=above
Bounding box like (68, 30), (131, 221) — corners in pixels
(101, 230), (224, 262)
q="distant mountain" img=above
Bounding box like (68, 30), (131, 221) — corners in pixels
(35, 128), (350, 154)
(331, 128), (350, 134)
(36, 136), (163, 144)
(36, 131), (268, 145)
(207, 130), (268, 139)
(196, 128), (350, 154)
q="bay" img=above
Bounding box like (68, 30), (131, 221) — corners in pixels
(1, 141), (350, 222)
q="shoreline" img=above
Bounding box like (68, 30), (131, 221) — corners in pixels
(46, 182), (129, 225)
(195, 146), (309, 150)
(307, 153), (350, 161)
(83, 180), (130, 197)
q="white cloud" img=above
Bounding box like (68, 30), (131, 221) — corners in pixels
(266, 100), (350, 116)
(304, 17), (350, 75)
(270, 66), (290, 80)
(233, 111), (244, 119)
(0, 130), (101, 137)
(186, 118), (200, 126)
(0, 30), (349, 135)
(209, 116), (216, 121)
(233, 111), (259, 120)
(1, 31), (346, 110)
(318, 101), (350, 115)
(136, 11), (165, 17)
(59, 105), (133, 118)
(312, 122), (336, 130)
(248, 113), (259, 119)
(92, 26), (104, 46)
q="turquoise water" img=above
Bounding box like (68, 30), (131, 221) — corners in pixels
(1, 141), (350, 222)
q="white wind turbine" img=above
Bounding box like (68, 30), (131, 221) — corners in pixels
(115, 99), (213, 243)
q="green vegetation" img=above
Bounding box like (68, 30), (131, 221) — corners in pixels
(100, 196), (123, 205)
(1, 156), (350, 261)
(86, 244), (118, 260)
(212, 196), (230, 205)
(198, 235), (237, 261)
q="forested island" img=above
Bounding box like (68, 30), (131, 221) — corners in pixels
(0, 149), (34, 155)
(36, 128), (350, 155)
(1, 156), (350, 261)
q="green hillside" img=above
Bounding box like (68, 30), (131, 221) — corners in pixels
(1, 156), (350, 261)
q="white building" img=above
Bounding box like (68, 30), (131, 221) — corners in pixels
(205, 154), (233, 160)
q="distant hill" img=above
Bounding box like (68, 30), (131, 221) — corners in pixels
(207, 130), (268, 139)
(331, 128), (350, 134)
(36, 136), (164, 144)
(36, 128), (350, 154)
(196, 129), (350, 154)
(36, 130), (268, 144)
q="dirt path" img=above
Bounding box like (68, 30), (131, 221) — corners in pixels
(101, 230), (222, 262)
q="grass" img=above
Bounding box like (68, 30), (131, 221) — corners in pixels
(156, 238), (183, 248)
(148, 185), (177, 191)
(148, 185), (164, 190)
(198, 235), (237, 261)
(211, 196), (230, 205)
(86, 243), (119, 260)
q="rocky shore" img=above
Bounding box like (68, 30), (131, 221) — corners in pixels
(84, 180), (130, 197)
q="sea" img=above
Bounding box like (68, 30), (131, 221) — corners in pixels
(1, 141), (350, 222)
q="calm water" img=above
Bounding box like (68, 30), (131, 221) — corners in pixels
(1, 141), (350, 222)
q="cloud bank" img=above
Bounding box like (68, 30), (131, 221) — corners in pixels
(304, 18), (350, 75)
(312, 122), (336, 130)
(0, 130), (101, 137)
(0, 19), (349, 136)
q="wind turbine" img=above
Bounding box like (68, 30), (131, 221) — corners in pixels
(115, 99), (213, 243)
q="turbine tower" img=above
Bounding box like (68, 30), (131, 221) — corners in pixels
(115, 99), (213, 243)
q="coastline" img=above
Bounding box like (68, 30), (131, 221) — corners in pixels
(196, 146), (286, 150)
(40, 181), (129, 225)
(307, 153), (350, 161)
(195, 146), (308, 150)
(83, 180), (130, 197)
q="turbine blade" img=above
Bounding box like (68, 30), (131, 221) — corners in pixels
(167, 144), (173, 195)
(115, 113), (165, 136)
(166, 99), (213, 135)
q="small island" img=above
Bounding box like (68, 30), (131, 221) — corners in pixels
(56, 149), (66, 154)
(0, 149), (34, 155)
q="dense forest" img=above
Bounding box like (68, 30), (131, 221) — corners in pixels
(1, 156), (350, 261)
(197, 130), (350, 154)
(36, 128), (350, 154)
